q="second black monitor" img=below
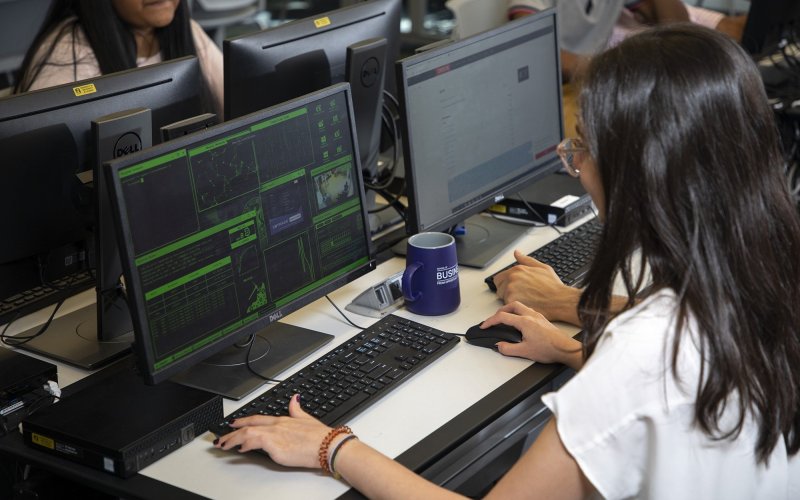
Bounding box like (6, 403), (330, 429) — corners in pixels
(223, 0), (401, 198)
(0, 56), (207, 369)
(223, 0), (400, 121)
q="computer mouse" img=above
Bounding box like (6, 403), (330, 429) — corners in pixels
(465, 322), (523, 349)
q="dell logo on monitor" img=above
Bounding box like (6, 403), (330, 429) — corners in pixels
(113, 131), (143, 158)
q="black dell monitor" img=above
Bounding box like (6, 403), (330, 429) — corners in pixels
(0, 56), (207, 368)
(224, 0), (400, 120)
(105, 82), (375, 399)
(395, 9), (564, 268)
(224, 0), (402, 233)
(741, 0), (800, 58)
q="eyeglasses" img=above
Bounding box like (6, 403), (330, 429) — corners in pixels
(557, 138), (588, 177)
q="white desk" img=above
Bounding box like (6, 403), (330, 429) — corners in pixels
(1, 214), (585, 499)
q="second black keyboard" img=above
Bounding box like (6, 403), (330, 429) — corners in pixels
(213, 314), (459, 435)
(0, 271), (95, 325)
(484, 218), (603, 291)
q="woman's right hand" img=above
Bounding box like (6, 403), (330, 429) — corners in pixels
(481, 302), (583, 370)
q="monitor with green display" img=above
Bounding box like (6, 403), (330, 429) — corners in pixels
(105, 83), (375, 399)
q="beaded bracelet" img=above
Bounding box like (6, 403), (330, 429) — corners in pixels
(328, 434), (358, 479)
(319, 426), (352, 475)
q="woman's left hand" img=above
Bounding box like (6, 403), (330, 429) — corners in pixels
(214, 394), (332, 469)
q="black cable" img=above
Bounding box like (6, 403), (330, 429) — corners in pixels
(372, 188), (407, 221)
(22, 392), (60, 419)
(244, 334), (283, 384)
(382, 89), (400, 111)
(218, 294), (378, 386)
(325, 295), (366, 330)
(0, 298), (65, 347)
(514, 192), (565, 235)
(364, 103), (401, 191)
(367, 198), (399, 214)
(366, 183), (408, 221)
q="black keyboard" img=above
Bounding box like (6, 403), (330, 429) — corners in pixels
(213, 314), (459, 435)
(485, 218), (602, 291)
(0, 271), (95, 325)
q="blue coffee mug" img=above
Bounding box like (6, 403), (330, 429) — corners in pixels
(402, 232), (460, 316)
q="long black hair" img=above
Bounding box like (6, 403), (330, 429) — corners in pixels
(577, 24), (800, 463)
(15, 0), (196, 92)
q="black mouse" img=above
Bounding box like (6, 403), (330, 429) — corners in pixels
(465, 322), (523, 349)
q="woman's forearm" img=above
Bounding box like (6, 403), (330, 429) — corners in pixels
(334, 439), (463, 500)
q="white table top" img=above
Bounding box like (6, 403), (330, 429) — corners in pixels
(2, 213), (587, 499)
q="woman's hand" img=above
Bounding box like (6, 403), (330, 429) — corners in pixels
(214, 394), (331, 469)
(481, 301), (583, 370)
(492, 250), (582, 326)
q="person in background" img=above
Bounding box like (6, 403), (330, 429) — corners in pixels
(214, 25), (800, 499)
(508, 0), (745, 78)
(14, 0), (223, 117)
(609, 0), (747, 44)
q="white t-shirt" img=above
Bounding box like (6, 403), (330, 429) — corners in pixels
(24, 17), (223, 117)
(542, 289), (800, 499)
(508, 0), (625, 54)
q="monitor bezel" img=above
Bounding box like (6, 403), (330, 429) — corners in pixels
(396, 9), (565, 235)
(105, 82), (377, 385)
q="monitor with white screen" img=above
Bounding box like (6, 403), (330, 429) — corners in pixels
(396, 9), (564, 268)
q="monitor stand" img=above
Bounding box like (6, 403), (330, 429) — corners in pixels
(11, 302), (133, 370)
(170, 322), (333, 400)
(392, 214), (526, 269)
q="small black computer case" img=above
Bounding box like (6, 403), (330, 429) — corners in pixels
(21, 368), (222, 478)
(489, 173), (593, 227)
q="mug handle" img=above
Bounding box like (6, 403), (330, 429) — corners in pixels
(402, 262), (422, 302)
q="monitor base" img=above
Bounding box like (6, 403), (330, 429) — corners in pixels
(12, 303), (133, 370)
(392, 214), (526, 269)
(170, 322), (334, 400)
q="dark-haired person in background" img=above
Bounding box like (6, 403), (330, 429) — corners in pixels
(214, 25), (800, 498)
(15, 0), (222, 116)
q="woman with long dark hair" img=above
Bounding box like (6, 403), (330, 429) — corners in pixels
(15, 0), (222, 115)
(213, 25), (800, 498)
